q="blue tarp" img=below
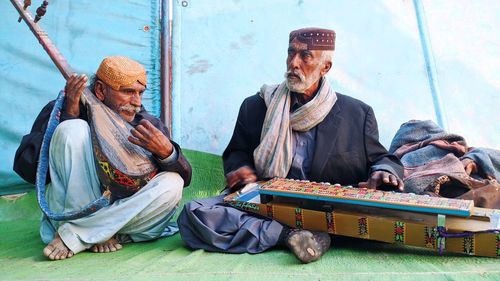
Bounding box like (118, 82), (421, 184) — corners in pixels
(1, 0), (499, 193)
(1, 0), (161, 191)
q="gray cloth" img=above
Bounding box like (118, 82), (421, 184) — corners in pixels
(390, 120), (500, 195)
(462, 147), (500, 181)
(177, 195), (284, 254)
(389, 120), (466, 154)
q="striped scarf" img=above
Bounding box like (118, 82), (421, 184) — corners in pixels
(253, 78), (337, 178)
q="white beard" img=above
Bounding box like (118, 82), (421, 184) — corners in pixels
(284, 69), (322, 93)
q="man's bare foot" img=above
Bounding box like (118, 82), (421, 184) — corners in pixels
(43, 234), (74, 260)
(90, 237), (123, 253)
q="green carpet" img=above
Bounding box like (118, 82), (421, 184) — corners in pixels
(1, 150), (499, 281)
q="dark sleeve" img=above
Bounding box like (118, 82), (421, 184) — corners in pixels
(222, 95), (266, 175)
(155, 142), (192, 187)
(363, 107), (404, 179)
(13, 101), (55, 184)
(145, 113), (192, 187)
(13, 96), (88, 184)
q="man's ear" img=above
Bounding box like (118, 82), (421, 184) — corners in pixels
(94, 80), (106, 101)
(320, 61), (332, 76)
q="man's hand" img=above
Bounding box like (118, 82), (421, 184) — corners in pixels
(461, 158), (478, 176)
(358, 171), (404, 191)
(64, 74), (87, 118)
(128, 119), (173, 159)
(226, 166), (257, 190)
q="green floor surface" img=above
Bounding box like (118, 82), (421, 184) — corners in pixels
(1, 150), (499, 281)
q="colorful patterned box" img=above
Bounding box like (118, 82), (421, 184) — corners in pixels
(224, 178), (500, 258)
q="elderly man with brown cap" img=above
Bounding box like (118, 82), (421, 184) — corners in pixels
(177, 27), (403, 263)
(13, 56), (192, 260)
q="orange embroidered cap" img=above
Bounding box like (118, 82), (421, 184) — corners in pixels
(96, 56), (147, 90)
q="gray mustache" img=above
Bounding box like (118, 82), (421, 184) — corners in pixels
(119, 104), (141, 113)
(284, 70), (305, 82)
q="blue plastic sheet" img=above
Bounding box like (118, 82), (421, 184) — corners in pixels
(1, 0), (499, 194)
(0, 0), (161, 191)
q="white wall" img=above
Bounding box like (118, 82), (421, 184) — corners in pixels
(173, 0), (499, 153)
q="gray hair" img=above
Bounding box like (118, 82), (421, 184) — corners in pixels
(320, 50), (333, 65)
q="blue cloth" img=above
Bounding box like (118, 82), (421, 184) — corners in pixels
(389, 120), (465, 154)
(287, 128), (317, 180)
(389, 120), (500, 194)
(389, 120), (467, 167)
(462, 147), (500, 181)
(177, 195), (283, 254)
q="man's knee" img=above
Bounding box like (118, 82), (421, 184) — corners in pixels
(51, 119), (91, 149)
(152, 172), (183, 205)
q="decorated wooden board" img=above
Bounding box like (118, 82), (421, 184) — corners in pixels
(259, 178), (474, 217)
(224, 179), (500, 258)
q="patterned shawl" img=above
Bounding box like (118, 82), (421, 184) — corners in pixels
(253, 78), (337, 178)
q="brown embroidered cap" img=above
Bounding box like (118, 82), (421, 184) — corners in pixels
(289, 27), (336, 50)
(96, 56), (147, 90)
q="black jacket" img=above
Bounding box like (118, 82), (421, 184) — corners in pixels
(13, 100), (192, 187)
(222, 92), (403, 185)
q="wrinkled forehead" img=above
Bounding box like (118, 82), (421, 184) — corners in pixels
(118, 80), (146, 92)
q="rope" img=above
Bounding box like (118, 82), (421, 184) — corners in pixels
(35, 91), (110, 221)
(436, 226), (500, 254)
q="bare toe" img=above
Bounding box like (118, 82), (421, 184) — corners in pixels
(43, 244), (55, 258)
(91, 237), (123, 254)
(107, 244), (116, 252)
(90, 244), (104, 253)
(103, 245), (111, 253)
(43, 234), (73, 261)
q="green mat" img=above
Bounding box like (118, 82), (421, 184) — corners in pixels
(1, 150), (499, 281)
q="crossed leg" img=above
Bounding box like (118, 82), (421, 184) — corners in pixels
(42, 121), (182, 260)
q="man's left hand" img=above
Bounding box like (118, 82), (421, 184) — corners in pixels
(461, 158), (478, 176)
(128, 119), (173, 159)
(358, 171), (404, 191)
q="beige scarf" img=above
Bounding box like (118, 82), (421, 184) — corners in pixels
(253, 78), (337, 178)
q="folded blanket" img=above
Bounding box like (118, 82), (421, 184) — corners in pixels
(390, 120), (500, 208)
(462, 147), (500, 181)
(389, 120), (466, 154)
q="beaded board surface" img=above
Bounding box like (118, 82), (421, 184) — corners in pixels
(259, 178), (474, 217)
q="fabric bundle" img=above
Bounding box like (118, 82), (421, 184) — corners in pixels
(390, 120), (500, 209)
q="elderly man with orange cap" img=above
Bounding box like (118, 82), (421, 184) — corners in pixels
(177, 27), (404, 263)
(13, 56), (192, 260)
